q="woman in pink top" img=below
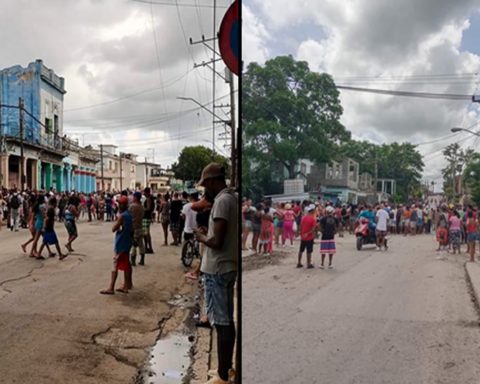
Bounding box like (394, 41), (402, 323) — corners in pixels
(449, 210), (462, 254)
(282, 204), (295, 247)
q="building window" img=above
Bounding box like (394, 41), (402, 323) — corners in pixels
(54, 115), (59, 134)
(109, 161), (112, 170)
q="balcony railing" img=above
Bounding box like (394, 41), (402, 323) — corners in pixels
(6, 125), (64, 152)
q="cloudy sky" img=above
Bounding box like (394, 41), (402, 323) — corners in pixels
(0, 0), (235, 168)
(244, 0), (480, 190)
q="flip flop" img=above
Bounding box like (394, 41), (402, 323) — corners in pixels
(116, 288), (128, 294)
(49, 253), (57, 258)
(21, 244), (27, 253)
(100, 290), (114, 295)
(185, 273), (199, 280)
(35, 256), (45, 260)
(59, 254), (68, 261)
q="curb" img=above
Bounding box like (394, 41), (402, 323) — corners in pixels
(464, 261), (480, 316)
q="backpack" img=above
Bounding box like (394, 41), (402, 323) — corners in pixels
(11, 195), (20, 209)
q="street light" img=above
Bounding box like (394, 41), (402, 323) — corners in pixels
(451, 127), (480, 137)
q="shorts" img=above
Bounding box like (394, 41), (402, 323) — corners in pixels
(468, 232), (478, 243)
(204, 271), (237, 327)
(377, 230), (386, 238)
(403, 219), (409, 227)
(277, 221), (284, 228)
(253, 223), (262, 233)
(300, 239), (314, 254)
(410, 221), (417, 228)
(170, 220), (181, 233)
(42, 231), (58, 245)
(320, 239), (336, 254)
(243, 220), (252, 229)
(113, 252), (130, 272)
(184, 232), (194, 241)
(417, 219), (423, 227)
(64, 220), (78, 237)
(142, 219), (151, 236)
(130, 228), (145, 256)
(295, 217), (301, 226)
(389, 220), (396, 227)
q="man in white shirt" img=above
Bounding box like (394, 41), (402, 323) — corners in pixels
(182, 192), (199, 241)
(375, 203), (389, 251)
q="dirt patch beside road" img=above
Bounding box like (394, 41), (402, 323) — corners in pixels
(242, 251), (290, 272)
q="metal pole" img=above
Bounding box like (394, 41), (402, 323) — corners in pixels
(229, 70), (236, 188)
(19, 98), (25, 191)
(212, 0), (216, 161)
(100, 144), (105, 191)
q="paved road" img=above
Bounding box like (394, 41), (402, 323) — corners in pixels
(243, 234), (480, 384)
(0, 220), (195, 384)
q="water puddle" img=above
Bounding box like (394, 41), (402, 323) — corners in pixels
(143, 333), (193, 384)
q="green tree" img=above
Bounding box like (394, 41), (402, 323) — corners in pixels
(462, 153), (480, 206)
(242, 55), (351, 180)
(171, 146), (229, 183)
(441, 143), (473, 194)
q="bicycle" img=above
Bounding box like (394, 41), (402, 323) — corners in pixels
(181, 234), (200, 267)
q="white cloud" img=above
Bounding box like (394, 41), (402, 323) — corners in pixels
(242, 4), (271, 65)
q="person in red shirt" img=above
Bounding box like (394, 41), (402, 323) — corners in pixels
(293, 201), (302, 238)
(297, 205), (317, 269)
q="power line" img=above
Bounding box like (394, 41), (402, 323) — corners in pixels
(336, 85), (474, 101)
(126, 0), (228, 8)
(63, 69), (193, 112)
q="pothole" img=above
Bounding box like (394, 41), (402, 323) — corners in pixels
(142, 333), (193, 384)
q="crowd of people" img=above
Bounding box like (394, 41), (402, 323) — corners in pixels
(1, 162), (238, 384)
(242, 196), (480, 268)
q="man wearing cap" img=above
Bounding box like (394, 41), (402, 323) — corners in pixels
(129, 192), (145, 266)
(297, 204), (317, 268)
(101, 196), (133, 295)
(195, 163), (237, 384)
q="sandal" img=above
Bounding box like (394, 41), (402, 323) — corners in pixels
(35, 256), (45, 260)
(307, 264), (315, 269)
(59, 254), (68, 261)
(185, 272), (199, 280)
(116, 288), (128, 294)
(195, 319), (212, 328)
(296, 263), (303, 268)
(100, 290), (114, 295)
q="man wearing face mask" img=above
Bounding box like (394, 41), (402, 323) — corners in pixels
(195, 164), (237, 384)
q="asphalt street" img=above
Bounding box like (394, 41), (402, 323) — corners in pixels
(0, 219), (196, 384)
(243, 233), (480, 384)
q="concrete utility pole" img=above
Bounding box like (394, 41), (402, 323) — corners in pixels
(145, 157), (148, 189)
(229, 69), (236, 188)
(0, 91), (3, 189)
(119, 152), (123, 191)
(19, 98), (25, 191)
(373, 151), (378, 203)
(100, 144), (105, 191)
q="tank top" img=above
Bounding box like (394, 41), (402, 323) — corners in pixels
(36, 204), (45, 227)
(65, 205), (76, 221)
(115, 211), (133, 253)
(467, 221), (476, 234)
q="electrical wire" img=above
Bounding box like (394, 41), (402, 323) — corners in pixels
(126, 0), (228, 8)
(63, 69), (193, 112)
(335, 85), (473, 100)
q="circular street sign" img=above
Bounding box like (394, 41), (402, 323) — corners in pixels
(219, 0), (239, 76)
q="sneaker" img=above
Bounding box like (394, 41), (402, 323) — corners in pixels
(376, 247), (380, 251)
(296, 263), (303, 268)
(319, 265), (324, 269)
(328, 265), (333, 269)
(307, 264), (315, 269)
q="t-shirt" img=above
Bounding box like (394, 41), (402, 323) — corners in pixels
(143, 195), (154, 219)
(182, 202), (198, 234)
(283, 209), (294, 221)
(417, 210), (423, 219)
(129, 203), (145, 230)
(410, 210), (418, 222)
(45, 207), (55, 233)
(170, 200), (183, 222)
(201, 188), (238, 275)
(301, 215), (316, 241)
(293, 206), (302, 218)
(319, 216), (339, 240)
(358, 210), (375, 223)
(449, 216), (461, 230)
(376, 209), (389, 231)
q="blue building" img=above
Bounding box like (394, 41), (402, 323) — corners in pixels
(0, 59), (69, 190)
